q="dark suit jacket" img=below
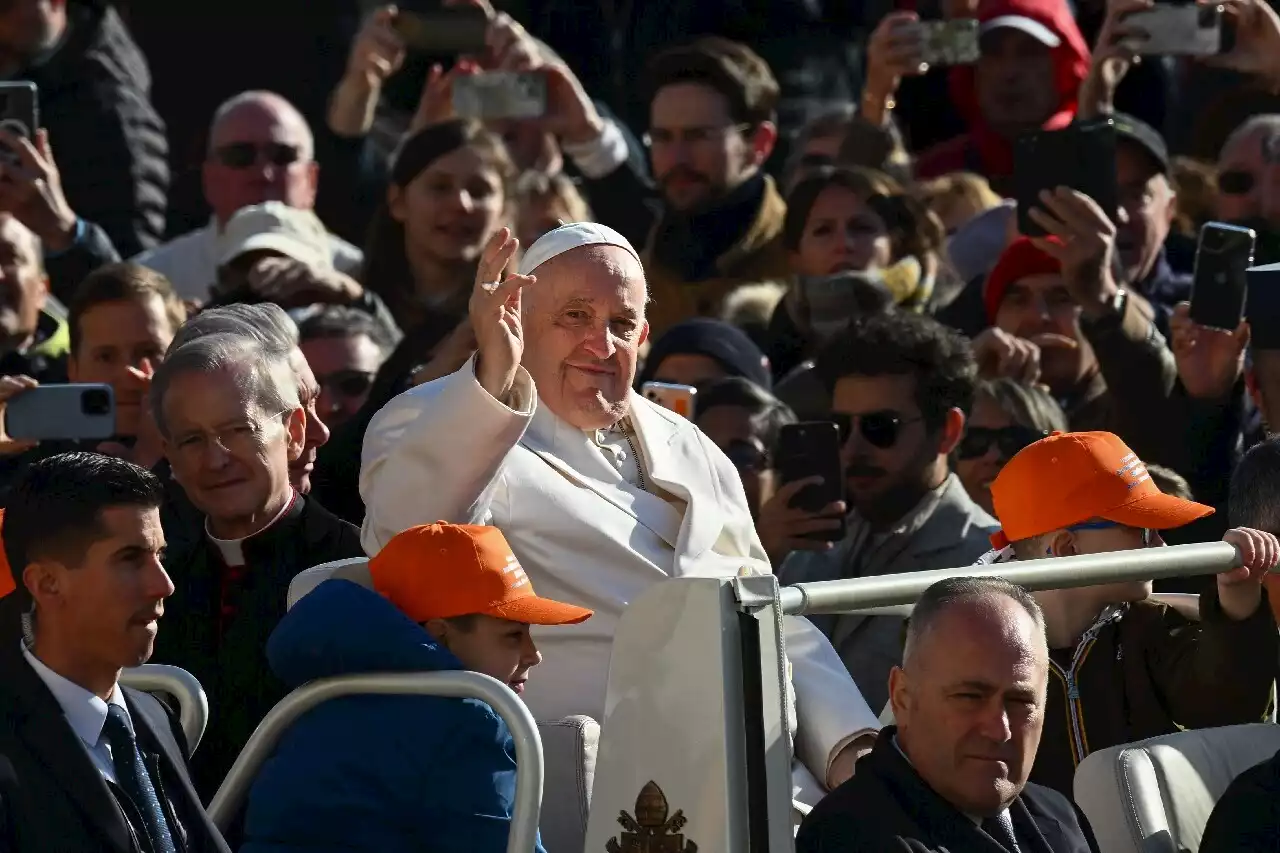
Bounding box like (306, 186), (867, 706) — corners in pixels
(0, 642), (230, 853)
(1198, 747), (1280, 853)
(797, 727), (1096, 853)
(152, 494), (364, 799)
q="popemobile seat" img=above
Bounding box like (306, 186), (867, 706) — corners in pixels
(286, 558), (599, 853)
(1074, 723), (1280, 853)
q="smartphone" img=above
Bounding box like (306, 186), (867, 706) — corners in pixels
(1014, 118), (1119, 237)
(919, 19), (980, 66)
(776, 422), (847, 542)
(0, 81), (37, 165)
(6, 384), (115, 441)
(641, 382), (697, 419)
(392, 7), (489, 55)
(1190, 222), (1255, 331)
(1125, 3), (1221, 56)
(1247, 261), (1280, 349)
(452, 71), (548, 121)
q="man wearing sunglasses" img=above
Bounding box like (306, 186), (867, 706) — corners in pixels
(132, 91), (363, 303)
(984, 429), (1280, 797)
(778, 311), (998, 714)
(298, 306), (393, 430)
(1216, 113), (1280, 264)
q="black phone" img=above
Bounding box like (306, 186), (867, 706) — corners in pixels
(0, 81), (37, 164)
(1190, 221), (1255, 331)
(1247, 261), (1280, 350)
(776, 421), (847, 542)
(392, 7), (489, 55)
(1014, 118), (1119, 237)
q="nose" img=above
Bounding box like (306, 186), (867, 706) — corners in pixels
(976, 702), (1014, 744)
(522, 635), (542, 669)
(204, 438), (232, 469)
(581, 325), (616, 360)
(306, 407), (331, 450)
(149, 558), (175, 600)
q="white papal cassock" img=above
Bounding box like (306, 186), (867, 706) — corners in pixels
(359, 355), (880, 789)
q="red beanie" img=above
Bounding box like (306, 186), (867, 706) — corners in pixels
(983, 237), (1063, 324)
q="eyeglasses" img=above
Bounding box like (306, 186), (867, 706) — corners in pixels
(831, 411), (923, 450)
(213, 141), (303, 170)
(642, 123), (751, 148)
(169, 412), (288, 463)
(723, 439), (769, 473)
(956, 425), (1047, 461)
(1218, 169), (1255, 196)
(318, 369), (375, 400)
(1067, 519), (1154, 547)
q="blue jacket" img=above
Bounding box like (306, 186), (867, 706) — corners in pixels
(239, 579), (545, 853)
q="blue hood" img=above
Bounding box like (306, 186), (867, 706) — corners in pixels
(266, 579), (462, 688)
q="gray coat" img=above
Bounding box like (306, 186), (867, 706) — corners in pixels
(778, 475), (997, 712)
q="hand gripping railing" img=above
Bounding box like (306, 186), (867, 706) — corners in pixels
(777, 541), (1242, 616)
(120, 664), (209, 754)
(206, 671), (544, 853)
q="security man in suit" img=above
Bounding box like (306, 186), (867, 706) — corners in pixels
(0, 452), (230, 853)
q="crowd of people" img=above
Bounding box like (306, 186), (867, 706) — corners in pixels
(1, 0), (1280, 850)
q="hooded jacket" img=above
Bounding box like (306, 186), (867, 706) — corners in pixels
(915, 0), (1090, 188)
(238, 579), (546, 853)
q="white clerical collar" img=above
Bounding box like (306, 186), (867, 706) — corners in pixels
(205, 490), (297, 566)
(21, 642), (128, 752)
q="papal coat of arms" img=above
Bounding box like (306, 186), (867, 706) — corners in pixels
(605, 780), (698, 853)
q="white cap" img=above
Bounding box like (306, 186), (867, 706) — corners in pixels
(218, 201), (333, 270)
(517, 221), (642, 276)
(980, 15), (1061, 48)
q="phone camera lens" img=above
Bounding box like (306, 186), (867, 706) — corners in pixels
(81, 389), (110, 415)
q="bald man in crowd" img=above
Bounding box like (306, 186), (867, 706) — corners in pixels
(132, 90), (362, 301)
(798, 577), (1094, 853)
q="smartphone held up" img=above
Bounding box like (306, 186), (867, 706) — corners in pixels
(1189, 222), (1255, 332)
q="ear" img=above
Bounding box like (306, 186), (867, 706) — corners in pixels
(938, 407), (965, 456)
(1045, 528), (1077, 558)
(638, 320), (650, 349)
(888, 665), (910, 720)
(303, 161), (320, 208)
(22, 560), (61, 610)
(424, 617), (451, 647)
(387, 183), (408, 224)
(284, 408), (306, 462)
(748, 121), (778, 169)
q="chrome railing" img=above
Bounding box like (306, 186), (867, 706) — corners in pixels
(207, 671), (543, 853)
(778, 541), (1240, 616)
(120, 664), (209, 754)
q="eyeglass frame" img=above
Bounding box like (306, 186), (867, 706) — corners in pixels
(166, 408), (295, 462)
(830, 410), (925, 450)
(642, 122), (753, 149)
(1066, 519), (1155, 547)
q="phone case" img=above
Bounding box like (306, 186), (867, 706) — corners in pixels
(1191, 223), (1255, 331)
(6, 384), (115, 441)
(452, 72), (548, 121)
(919, 19), (980, 66)
(1247, 262), (1280, 350)
(641, 382), (696, 419)
(1126, 5), (1221, 56)
(0, 81), (37, 146)
(392, 9), (489, 55)
(1014, 118), (1119, 237)
(776, 422), (847, 541)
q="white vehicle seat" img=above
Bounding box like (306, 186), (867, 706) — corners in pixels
(287, 556), (598, 850)
(1074, 723), (1280, 853)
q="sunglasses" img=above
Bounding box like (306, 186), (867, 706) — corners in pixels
(1068, 519), (1155, 547)
(831, 411), (923, 450)
(1218, 169), (1255, 196)
(956, 425), (1047, 461)
(213, 141), (302, 170)
(723, 439), (769, 473)
(318, 370), (375, 399)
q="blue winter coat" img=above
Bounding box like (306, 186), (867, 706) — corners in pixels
(238, 579), (546, 853)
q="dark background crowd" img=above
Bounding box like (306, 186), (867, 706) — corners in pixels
(1, 0), (1280, 850)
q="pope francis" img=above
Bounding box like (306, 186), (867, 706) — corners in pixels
(360, 221), (880, 795)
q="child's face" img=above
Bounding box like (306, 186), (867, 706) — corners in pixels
(437, 615), (543, 695)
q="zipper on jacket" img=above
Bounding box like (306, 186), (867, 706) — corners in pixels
(617, 420), (647, 492)
(1050, 605), (1127, 768)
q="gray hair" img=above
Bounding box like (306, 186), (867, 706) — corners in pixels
(973, 378), (1069, 435)
(208, 90), (314, 161)
(1229, 437), (1280, 534)
(150, 333), (300, 438)
(1220, 114), (1280, 164)
(169, 303), (299, 360)
(903, 577), (1045, 665)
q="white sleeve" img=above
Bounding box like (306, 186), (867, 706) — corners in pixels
(359, 356), (536, 554)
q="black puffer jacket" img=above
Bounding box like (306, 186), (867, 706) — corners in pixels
(25, 1), (168, 257)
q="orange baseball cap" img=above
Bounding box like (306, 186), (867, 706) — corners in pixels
(369, 522), (593, 625)
(0, 509), (12, 599)
(990, 431), (1214, 544)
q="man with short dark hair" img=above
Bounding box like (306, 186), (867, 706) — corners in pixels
(298, 305), (393, 430)
(1229, 436), (1280, 620)
(779, 311), (997, 712)
(0, 452), (229, 852)
(798, 576), (1093, 853)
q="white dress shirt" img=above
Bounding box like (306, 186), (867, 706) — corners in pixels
(22, 643), (130, 783)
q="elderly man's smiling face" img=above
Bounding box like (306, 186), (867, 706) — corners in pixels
(520, 245), (649, 430)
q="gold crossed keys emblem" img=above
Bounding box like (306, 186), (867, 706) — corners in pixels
(605, 780), (698, 853)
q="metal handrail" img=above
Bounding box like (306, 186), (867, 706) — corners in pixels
(778, 541), (1240, 616)
(836, 592), (1204, 619)
(206, 671), (544, 853)
(120, 664), (209, 754)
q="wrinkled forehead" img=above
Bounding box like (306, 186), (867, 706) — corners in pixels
(527, 244), (648, 309)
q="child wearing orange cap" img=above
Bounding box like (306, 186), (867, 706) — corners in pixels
(979, 430), (1280, 798)
(239, 522), (592, 853)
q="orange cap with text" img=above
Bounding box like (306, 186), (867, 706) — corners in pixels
(0, 509), (12, 599)
(990, 431), (1214, 544)
(369, 522), (593, 625)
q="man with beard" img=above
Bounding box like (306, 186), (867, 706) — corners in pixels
(633, 38), (791, 336)
(778, 311), (997, 713)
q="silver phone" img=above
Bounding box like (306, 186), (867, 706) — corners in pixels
(1126, 4), (1222, 56)
(919, 19), (980, 66)
(6, 383), (116, 441)
(452, 72), (548, 121)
